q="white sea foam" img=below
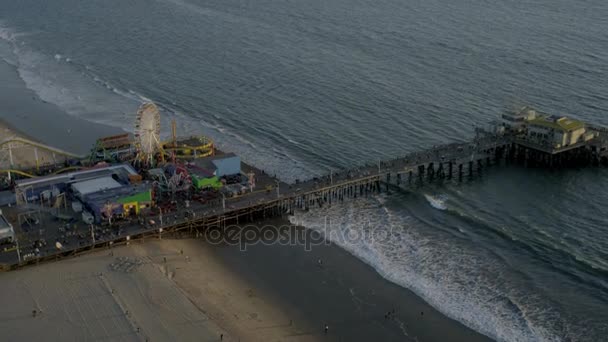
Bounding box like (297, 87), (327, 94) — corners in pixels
(424, 194), (447, 210)
(0, 27), (15, 43)
(0, 24), (18, 65)
(289, 196), (563, 342)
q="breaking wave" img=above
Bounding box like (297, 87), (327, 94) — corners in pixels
(0, 24), (140, 129)
(289, 194), (570, 342)
(0, 22), (312, 182)
(423, 193), (447, 210)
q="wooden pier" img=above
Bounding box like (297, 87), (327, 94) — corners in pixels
(3, 124), (608, 270)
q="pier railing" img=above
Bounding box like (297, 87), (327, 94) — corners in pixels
(4, 129), (608, 271)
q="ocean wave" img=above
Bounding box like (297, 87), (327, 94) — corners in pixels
(0, 27), (15, 43)
(0, 23), (140, 130)
(0, 24), (18, 65)
(444, 207), (608, 290)
(0, 21), (308, 182)
(289, 195), (567, 342)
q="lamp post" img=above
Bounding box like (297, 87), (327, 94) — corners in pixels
(15, 237), (21, 263)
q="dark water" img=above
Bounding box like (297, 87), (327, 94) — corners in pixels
(1, 0), (608, 340)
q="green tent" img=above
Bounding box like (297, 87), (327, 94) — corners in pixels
(117, 189), (152, 204)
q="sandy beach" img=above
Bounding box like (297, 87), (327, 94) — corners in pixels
(0, 218), (492, 341)
(0, 240), (226, 342)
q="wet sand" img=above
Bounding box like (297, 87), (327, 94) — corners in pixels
(192, 219), (492, 341)
(0, 121), (33, 168)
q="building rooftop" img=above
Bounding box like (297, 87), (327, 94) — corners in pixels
(529, 116), (585, 132)
(188, 162), (215, 177)
(190, 154), (235, 176)
(191, 153), (239, 176)
(83, 183), (152, 209)
(512, 106), (537, 118)
(84, 183), (150, 199)
(15, 164), (138, 189)
(72, 177), (123, 197)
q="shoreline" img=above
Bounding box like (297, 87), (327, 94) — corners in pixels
(0, 59), (124, 155)
(0, 59), (492, 340)
(203, 218), (493, 341)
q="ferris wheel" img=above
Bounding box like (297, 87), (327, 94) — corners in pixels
(134, 103), (162, 164)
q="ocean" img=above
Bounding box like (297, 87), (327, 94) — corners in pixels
(1, 0), (607, 340)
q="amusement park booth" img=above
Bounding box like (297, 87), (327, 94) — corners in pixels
(191, 174), (223, 190)
(212, 153), (241, 177)
(193, 153), (241, 177)
(116, 189), (154, 216)
(83, 184), (153, 223)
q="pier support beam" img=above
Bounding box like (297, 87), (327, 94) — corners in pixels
(458, 164), (463, 181)
(448, 162), (453, 180)
(437, 163), (445, 179)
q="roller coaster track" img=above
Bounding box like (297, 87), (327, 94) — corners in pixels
(0, 136), (84, 159)
(51, 166), (84, 175)
(0, 169), (36, 178)
(0, 165), (83, 180)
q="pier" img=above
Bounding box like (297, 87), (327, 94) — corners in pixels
(1, 107), (607, 270)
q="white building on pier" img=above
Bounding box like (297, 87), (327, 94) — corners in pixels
(497, 107), (598, 150)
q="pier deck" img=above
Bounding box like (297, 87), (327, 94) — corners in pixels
(1, 129), (607, 270)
